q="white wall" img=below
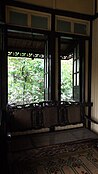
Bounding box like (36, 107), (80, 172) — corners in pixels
(91, 18), (98, 133)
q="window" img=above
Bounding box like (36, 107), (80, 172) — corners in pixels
(73, 44), (80, 101)
(31, 15), (48, 30)
(74, 23), (87, 35)
(60, 37), (81, 102)
(55, 15), (90, 36)
(9, 11), (28, 26)
(8, 31), (50, 105)
(6, 6), (51, 30)
(8, 54), (44, 105)
(57, 19), (71, 33)
(61, 57), (73, 101)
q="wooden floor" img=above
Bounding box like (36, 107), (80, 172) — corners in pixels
(8, 127), (98, 174)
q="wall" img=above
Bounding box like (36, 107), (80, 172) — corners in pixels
(96, 0), (98, 12)
(16, 0), (94, 15)
(55, 0), (94, 15)
(91, 18), (98, 133)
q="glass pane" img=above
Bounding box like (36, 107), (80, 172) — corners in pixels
(74, 23), (87, 35)
(10, 11), (28, 26)
(31, 15), (48, 29)
(77, 73), (79, 86)
(73, 86), (80, 101)
(61, 59), (73, 101)
(77, 59), (79, 72)
(74, 60), (76, 73)
(44, 59), (48, 89)
(57, 20), (71, 33)
(77, 44), (79, 58)
(74, 74), (76, 86)
(74, 48), (76, 60)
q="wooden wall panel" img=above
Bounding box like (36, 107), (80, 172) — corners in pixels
(56, 0), (94, 15)
(16, 0), (94, 15)
(96, 0), (98, 13)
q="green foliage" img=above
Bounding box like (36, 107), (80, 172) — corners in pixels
(61, 59), (73, 101)
(8, 56), (73, 105)
(8, 57), (44, 104)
